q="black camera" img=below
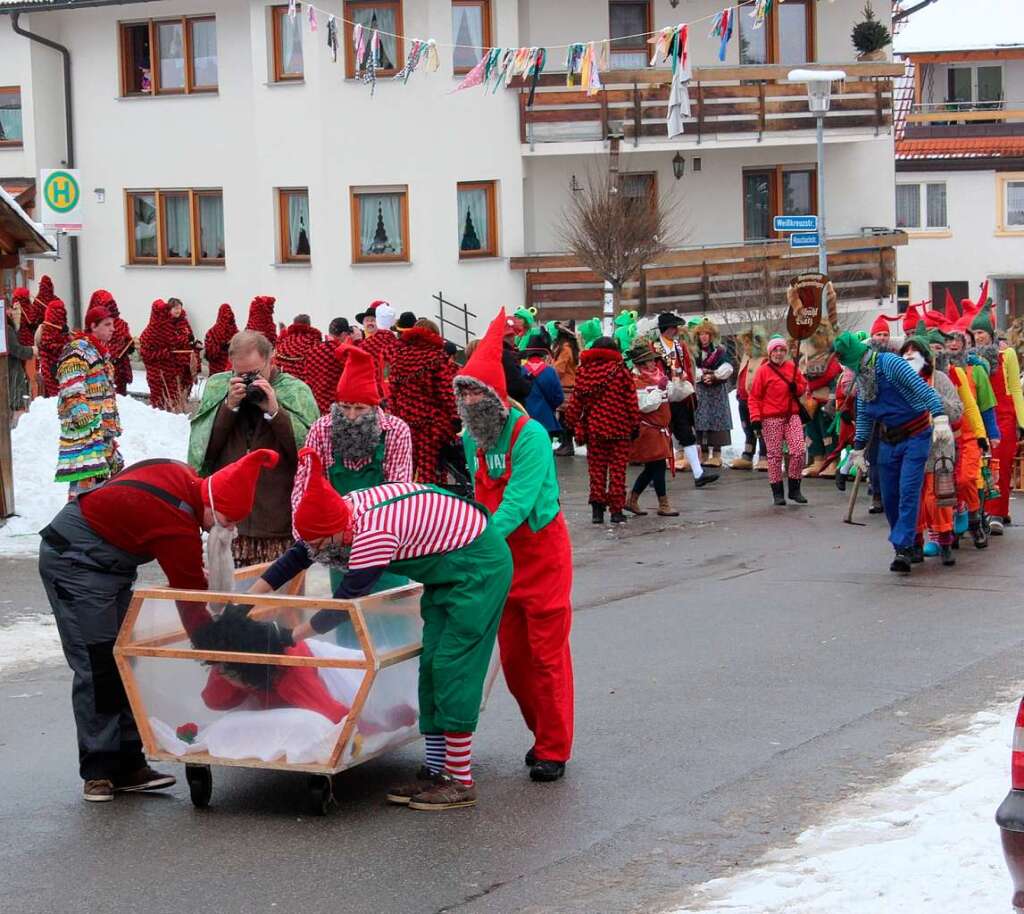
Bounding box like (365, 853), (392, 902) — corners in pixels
(240, 370), (267, 406)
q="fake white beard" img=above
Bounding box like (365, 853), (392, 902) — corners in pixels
(206, 522), (237, 609)
(904, 352), (926, 373)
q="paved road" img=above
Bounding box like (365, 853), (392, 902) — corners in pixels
(1, 460), (1021, 914)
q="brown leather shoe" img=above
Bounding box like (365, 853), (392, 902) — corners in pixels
(656, 496), (679, 517)
(83, 779), (114, 803)
(407, 774), (477, 810)
(114, 765), (176, 792)
(386, 766), (441, 805)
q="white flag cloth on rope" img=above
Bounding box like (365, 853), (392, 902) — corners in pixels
(667, 59), (692, 139)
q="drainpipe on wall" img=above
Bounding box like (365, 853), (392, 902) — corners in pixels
(10, 12), (81, 327)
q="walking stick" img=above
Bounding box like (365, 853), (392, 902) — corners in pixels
(844, 466), (866, 526)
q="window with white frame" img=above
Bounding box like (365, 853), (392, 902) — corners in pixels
(896, 281), (911, 314)
(998, 175), (1024, 232)
(896, 182), (947, 230)
(945, 64), (1003, 111)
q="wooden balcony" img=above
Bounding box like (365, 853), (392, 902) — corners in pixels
(509, 231), (908, 321)
(513, 62), (904, 148)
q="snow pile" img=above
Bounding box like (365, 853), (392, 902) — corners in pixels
(675, 703), (1017, 914)
(0, 614), (65, 675)
(0, 396), (190, 556)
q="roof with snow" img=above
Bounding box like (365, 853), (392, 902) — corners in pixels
(895, 0), (1024, 54)
(0, 186), (55, 255)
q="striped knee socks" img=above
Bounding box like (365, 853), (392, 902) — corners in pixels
(444, 732), (473, 786)
(424, 733), (445, 775)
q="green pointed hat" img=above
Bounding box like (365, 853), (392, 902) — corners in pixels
(971, 301), (995, 334)
(833, 331), (869, 371)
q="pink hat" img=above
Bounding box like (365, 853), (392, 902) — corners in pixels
(767, 336), (788, 354)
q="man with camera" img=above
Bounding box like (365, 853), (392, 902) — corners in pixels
(188, 330), (319, 566)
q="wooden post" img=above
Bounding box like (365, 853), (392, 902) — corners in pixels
(632, 83), (641, 147)
(758, 81), (766, 138)
(0, 352), (13, 518)
(696, 81), (705, 144)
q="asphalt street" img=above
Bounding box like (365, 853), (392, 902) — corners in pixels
(1, 458), (1022, 914)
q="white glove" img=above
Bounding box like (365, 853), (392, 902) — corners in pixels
(931, 414), (954, 448)
(850, 449), (869, 473)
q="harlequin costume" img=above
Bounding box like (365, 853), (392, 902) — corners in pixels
(562, 340), (641, 522)
(88, 291), (134, 396)
(245, 295), (277, 345)
(204, 303), (238, 376)
(262, 457), (513, 810)
(835, 332), (949, 573)
(37, 299), (69, 399)
(272, 320), (323, 385)
(455, 310), (575, 779)
(54, 306), (123, 494)
(38, 448), (276, 797)
(388, 324), (459, 484)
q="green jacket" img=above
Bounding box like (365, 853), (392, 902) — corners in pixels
(462, 407), (561, 537)
(187, 370), (320, 475)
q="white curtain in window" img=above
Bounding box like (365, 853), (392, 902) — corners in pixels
(359, 193), (402, 256)
(134, 195), (157, 257)
(199, 194), (224, 259)
(895, 184), (921, 229)
(282, 10), (304, 74)
(164, 195), (192, 259)
(158, 22), (185, 89)
(1008, 182), (1024, 227)
(191, 19), (218, 87)
(288, 192), (311, 256)
(457, 186), (488, 252)
(352, 6), (397, 69)
(0, 103), (21, 141)
(452, 5), (484, 71)
(926, 183), (947, 228)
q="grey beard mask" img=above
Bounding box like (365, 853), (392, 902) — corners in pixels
(330, 404), (382, 464)
(206, 521), (237, 612)
(456, 386), (509, 452)
(933, 351), (951, 373)
(973, 344), (1000, 375)
(304, 540), (349, 568)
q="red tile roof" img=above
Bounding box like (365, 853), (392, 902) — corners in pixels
(896, 135), (1024, 160)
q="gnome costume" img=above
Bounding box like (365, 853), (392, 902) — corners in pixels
(245, 295), (278, 345)
(273, 317), (323, 386)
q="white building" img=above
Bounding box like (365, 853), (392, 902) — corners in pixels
(0, 0), (903, 339)
(895, 0), (1024, 324)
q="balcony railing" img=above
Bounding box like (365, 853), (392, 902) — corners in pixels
(508, 231), (908, 320)
(906, 100), (1024, 125)
(512, 62), (903, 147)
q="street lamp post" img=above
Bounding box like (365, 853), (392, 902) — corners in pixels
(787, 69), (846, 276)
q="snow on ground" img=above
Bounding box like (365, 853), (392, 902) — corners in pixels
(674, 702), (1018, 914)
(0, 614), (64, 675)
(0, 396), (190, 556)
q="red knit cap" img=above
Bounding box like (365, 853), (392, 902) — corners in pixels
(335, 344), (381, 405)
(201, 448), (280, 524)
(903, 303), (922, 334)
(88, 289), (114, 309)
(84, 304), (111, 330)
(13, 287), (29, 302)
(293, 448), (353, 542)
(455, 308), (509, 404)
(869, 314), (898, 336)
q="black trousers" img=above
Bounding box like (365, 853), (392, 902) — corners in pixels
(669, 399), (696, 448)
(38, 502), (145, 780)
(738, 399), (765, 457)
(632, 460), (667, 497)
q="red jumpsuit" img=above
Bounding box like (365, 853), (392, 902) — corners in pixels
(473, 416), (574, 763)
(986, 353), (1023, 520)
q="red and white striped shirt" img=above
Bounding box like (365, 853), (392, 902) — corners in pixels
(345, 483), (486, 570)
(291, 409), (414, 530)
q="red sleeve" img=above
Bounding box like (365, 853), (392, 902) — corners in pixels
(793, 366), (809, 398)
(815, 356), (842, 389)
(748, 365), (766, 422)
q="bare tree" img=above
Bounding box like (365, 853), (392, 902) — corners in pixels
(558, 160), (680, 315)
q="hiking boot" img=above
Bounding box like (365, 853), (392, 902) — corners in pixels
(625, 493), (648, 516)
(868, 495), (884, 515)
(970, 515), (988, 549)
(730, 453), (754, 470)
(704, 451), (723, 468)
(787, 478), (807, 505)
(529, 760), (566, 783)
(989, 517), (1005, 536)
(387, 766), (442, 805)
(674, 451), (691, 472)
(83, 779), (115, 803)
(755, 458), (769, 472)
(407, 774), (477, 811)
(940, 544), (956, 566)
(591, 503), (605, 525)
(694, 472), (719, 488)
(609, 511), (628, 524)
(889, 549), (913, 574)
(114, 765), (176, 793)
(802, 457), (826, 478)
(656, 496), (679, 517)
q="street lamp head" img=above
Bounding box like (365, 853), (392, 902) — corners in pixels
(672, 151), (685, 180)
(787, 69), (847, 115)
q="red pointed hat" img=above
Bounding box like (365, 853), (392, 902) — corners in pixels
(869, 313), (899, 336)
(202, 448), (280, 524)
(944, 290), (960, 324)
(903, 303), (923, 334)
(335, 343), (381, 406)
(293, 448), (353, 542)
(455, 308), (509, 404)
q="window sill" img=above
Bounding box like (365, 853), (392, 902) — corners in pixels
(122, 263), (227, 270)
(272, 261), (312, 268)
(0, 144), (24, 150)
(265, 79), (305, 87)
(995, 229), (1024, 237)
(351, 259), (412, 267)
(117, 92), (219, 101)
(906, 230), (952, 239)
(458, 254), (504, 263)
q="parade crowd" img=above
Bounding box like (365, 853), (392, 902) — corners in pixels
(6, 274), (1022, 809)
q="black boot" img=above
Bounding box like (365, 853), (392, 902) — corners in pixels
(591, 503), (605, 525)
(889, 549), (913, 573)
(868, 494), (884, 515)
(771, 482), (786, 506)
(969, 513), (988, 549)
(609, 510), (627, 524)
(835, 472), (848, 492)
(910, 544), (925, 564)
(787, 478), (808, 505)
(940, 544), (956, 566)
(555, 431), (575, 457)
(694, 472), (719, 488)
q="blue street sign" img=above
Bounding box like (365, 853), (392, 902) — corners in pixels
(789, 232), (820, 249)
(773, 215), (818, 232)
